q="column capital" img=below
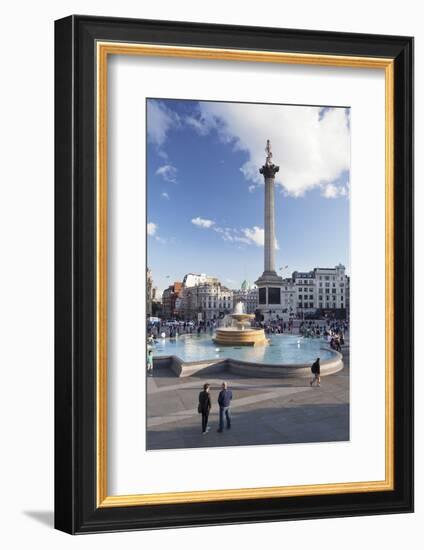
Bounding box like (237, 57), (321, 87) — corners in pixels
(259, 163), (280, 178)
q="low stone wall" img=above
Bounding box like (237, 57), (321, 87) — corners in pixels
(227, 351), (343, 378)
(153, 350), (343, 379)
(153, 355), (227, 377)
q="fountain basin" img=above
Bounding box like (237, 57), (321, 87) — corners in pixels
(213, 327), (268, 346)
(151, 333), (344, 378)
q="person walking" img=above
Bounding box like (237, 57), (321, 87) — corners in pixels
(146, 349), (154, 375)
(198, 383), (212, 434)
(310, 357), (321, 387)
(217, 381), (232, 432)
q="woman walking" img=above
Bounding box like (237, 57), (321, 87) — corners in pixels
(310, 357), (321, 387)
(146, 349), (154, 375)
(198, 383), (212, 434)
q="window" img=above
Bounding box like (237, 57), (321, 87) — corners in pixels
(325, 282), (330, 287)
(319, 302), (323, 308)
(309, 302), (314, 308)
(325, 288), (330, 294)
(325, 276), (330, 281)
(309, 295), (313, 300)
(332, 288), (336, 294)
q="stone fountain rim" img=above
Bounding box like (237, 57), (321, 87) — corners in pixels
(153, 346), (342, 369)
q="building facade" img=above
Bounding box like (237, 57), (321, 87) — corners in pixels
(281, 278), (296, 317)
(233, 280), (258, 314)
(178, 277), (234, 321)
(293, 263), (348, 318)
(161, 282), (183, 319)
(182, 273), (219, 288)
(158, 267), (348, 321)
(146, 268), (157, 317)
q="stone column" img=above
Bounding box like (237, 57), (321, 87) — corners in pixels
(260, 163), (279, 274)
(264, 175), (276, 272)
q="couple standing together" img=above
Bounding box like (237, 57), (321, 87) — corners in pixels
(198, 382), (232, 435)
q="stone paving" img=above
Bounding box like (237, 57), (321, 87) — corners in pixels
(146, 346), (349, 451)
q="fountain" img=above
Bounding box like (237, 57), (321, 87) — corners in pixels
(213, 302), (268, 346)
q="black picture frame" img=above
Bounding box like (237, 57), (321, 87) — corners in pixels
(55, 15), (414, 534)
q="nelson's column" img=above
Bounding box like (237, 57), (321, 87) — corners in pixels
(255, 140), (284, 320)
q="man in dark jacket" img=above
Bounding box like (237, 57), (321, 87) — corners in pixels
(310, 357), (321, 387)
(217, 381), (233, 432)
(198, 383), (212, 434)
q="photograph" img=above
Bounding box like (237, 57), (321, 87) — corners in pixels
(51, 12), (413, 535)
(146, 98), (351, 450)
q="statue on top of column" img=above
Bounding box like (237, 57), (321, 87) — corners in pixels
(260, 139), (279, 177)
(265, 139), (273, 166)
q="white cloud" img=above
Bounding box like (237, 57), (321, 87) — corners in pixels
(322, 183), (338, 198)
(147, 101), (180, 146)
(156, 164), (178, 183)
(147, 222), (169, 244)
(321, 182), (348, 199)
(243, 226), (279, 250)
(243, 226), (264, 246)
(161, 192), (170, 200)
(191, 217), (215, 228)
(194, 102), (350, 197)
(184, 110), (217, 136)
(185, 116), (211, 135)
(191, 218), (279, 250)
(248, 185), (256, 193)
(212, 226), (249, 244)
(147, 222), (157, 236)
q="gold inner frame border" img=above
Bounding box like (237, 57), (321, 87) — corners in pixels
(96, 42), (394, 508)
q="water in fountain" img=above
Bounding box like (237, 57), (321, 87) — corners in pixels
(221, 314), (232, 328)
(233, 301), (245, 315)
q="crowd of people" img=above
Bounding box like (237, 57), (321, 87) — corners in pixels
(297, 320), (348, 352)
(147, 317), (349, 350)
(147, 319), (218, 341)
(258, 319), (295, 334)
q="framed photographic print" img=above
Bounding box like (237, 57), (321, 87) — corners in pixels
(54, 15), (414, 533)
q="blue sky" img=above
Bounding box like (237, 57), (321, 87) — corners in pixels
(147, 99), (350, 293)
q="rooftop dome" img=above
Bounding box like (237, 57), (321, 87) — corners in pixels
(241, 280), (251, 291)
